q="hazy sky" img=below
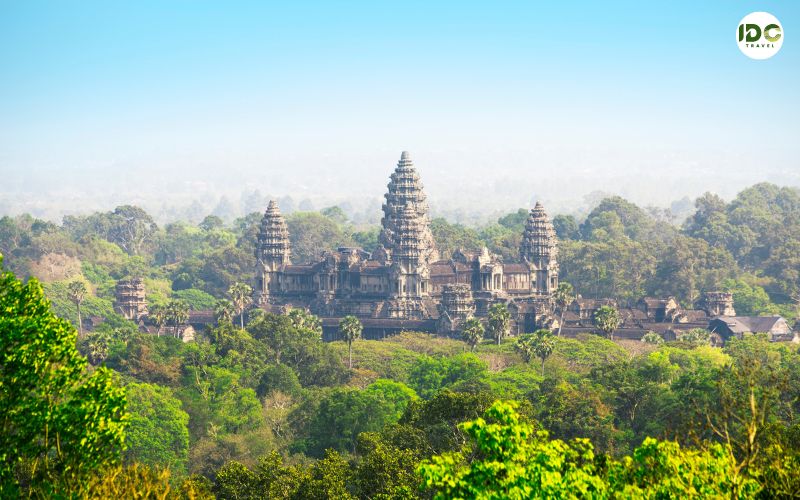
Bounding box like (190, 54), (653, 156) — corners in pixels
(1, 1), (799, 222)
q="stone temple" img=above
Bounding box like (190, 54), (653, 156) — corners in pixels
(253, 151), (560, 339)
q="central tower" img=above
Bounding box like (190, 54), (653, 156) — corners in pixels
(379, 151), (439, 265)
(520, 201), (559, 296)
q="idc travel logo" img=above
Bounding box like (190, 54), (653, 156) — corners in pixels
(737, 12), (783, 59)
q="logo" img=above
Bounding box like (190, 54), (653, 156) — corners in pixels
(737, 12), (783, 59)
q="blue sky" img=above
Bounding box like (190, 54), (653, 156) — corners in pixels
(1, 1), (798, 221)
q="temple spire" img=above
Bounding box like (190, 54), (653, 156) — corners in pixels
(379, 151), (439, 264)
(520, 201), (559, 295)
(256, 200), (291, 266)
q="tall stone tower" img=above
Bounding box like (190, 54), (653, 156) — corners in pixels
(379, 151), (439, 265)
(520, 202), (559, 295)
(115, 278), (148, 321)
(384, 205), (431, 319)
(254, 200), (291, 305)
(703, 291), (736, 317)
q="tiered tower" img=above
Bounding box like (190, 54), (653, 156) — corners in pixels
(254, 200), (291, 305)
(520, 202), (559, 295)
(386, 205), (430, 318)
(703, 291), (736, 317)
(115, 278), (148, 321)
(379, 151), (439, 265)
(437, 284), (476, 334)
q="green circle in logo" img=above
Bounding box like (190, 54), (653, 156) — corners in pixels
(737, 12), (783, 60)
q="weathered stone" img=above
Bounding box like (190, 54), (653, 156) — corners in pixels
(115, 278), (148, 321)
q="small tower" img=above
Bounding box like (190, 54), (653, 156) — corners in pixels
(704, 291), (736, 317)
(380, 151), (439, 265)
(437, 284), (476, 334)
(254, 200), (291, 305)
(520, 202), (559, 295)
(115, 278), (148, 321)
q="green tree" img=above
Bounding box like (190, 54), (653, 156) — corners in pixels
(67, 279), (88, 337)
(214, 299), (235, 325)
(228, 282), (253, 329)
(0, 258), (126, 493)
(418, 400), (607, 499)
(166, 299), (190, 337)
(461, 317), (484, 351)
(678, 328), (711, 347)
(150, 304), (167, 336)
(304, 380), (416, 456)
(107, 205), (158, 256)
(487, 303), (511, 345)
(339, 315), (363, 369)
(553, 282), (574, 336)
(124, 383), (190, 476)
(641, 331), (664, 345)
(86, 330), (111, 365)
(517, 329), (556, 376)
(594, 305), (621, 340)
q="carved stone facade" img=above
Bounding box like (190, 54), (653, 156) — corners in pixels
(703, 291), (736, 317)
(437, 284), (476, 335)
(115, 278), (148, 321)
(253, 151), (559, 338)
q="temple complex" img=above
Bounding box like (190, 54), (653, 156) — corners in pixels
(104, 151), (792, 345)
(253, 151), (560, 339)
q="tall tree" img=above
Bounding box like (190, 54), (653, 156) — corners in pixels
(228, 282), (253, 329)
(0, 258), (126, 493)
(553, 282), (574, 336)
(487, 303), (511, 345)
(594, 305), (621, 341)
(107, 205), (158, 256)
(214, 299), (235, 325)
(67, 280), (87, 338)
(516, 329), (556, 375)
(531, 329), (556, 376)
(166, 300), (190, 338)
(338, 315), (363, 369)
(149, 304), (166, 336)
(460, 318), (484, 351)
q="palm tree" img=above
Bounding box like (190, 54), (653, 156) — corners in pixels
(516, 329), (556, 376)
(86, 332), (110, 365)
(553, 282), (574, 336)
(288, 308), (322, 336)
(593, 305), (621, 340)
(67, 280), (87, 337)
(214, 299), (235, 324)
(338, 315), (363, 369)
(166, 300), (190, 338)
(487, 303), (511, 345)
(531, 329), (555, 376)
(228, 282), (253, 329)
(150, 304), (167, 336)
(461, 318), (484, 351)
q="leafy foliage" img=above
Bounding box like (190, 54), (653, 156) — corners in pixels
(0, 257), (126, 493)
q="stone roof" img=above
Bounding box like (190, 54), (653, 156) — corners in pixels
(284, 264), (315, 273)
(640, 297), (677, 308)
(710, 315), (790, 334)
(430, 262), (456, 276)
(188, 310), (215, 324)
(502, 263), (530, 274)
(573, 298), (617, 309)
(681, 309), (709, 322)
